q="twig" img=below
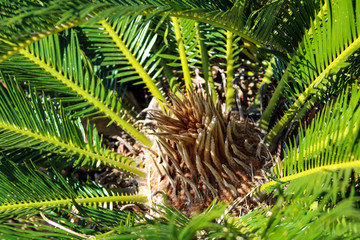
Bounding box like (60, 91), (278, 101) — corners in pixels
(40, 212), (95, 239)
(217, 188), (257, 225)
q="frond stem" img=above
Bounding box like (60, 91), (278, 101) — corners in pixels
(171, 17), (192, 92)
(225, 30), (236, 111)
(0, 194), (147, 211)
(195, 21), (216, 102)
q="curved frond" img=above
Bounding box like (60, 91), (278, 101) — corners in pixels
(0, 76), (145, 176)
(0, 0), (311, 67)
(0, 29), (151, 146)
(86, 16), (167, 109)
(0, 159), (146, 214)
(243, 82), (360, 238)
(262, 83), (360, 191)
(262, 0), (360, 145)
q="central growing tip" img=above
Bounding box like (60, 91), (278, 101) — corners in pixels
(148, 89), (265, 215)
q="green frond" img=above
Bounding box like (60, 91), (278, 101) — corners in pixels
(0, 159), (147, 214)
(159, 17), (212, 92)
(225, 30), (241, 111)
(0, 159), (143, 238)
(194, 22), (216, 101)
(0, 0), (90, 64)
(239, 82), (360, 239)
(0, 205), (139, 239)
(0, 28), (152, 146)
(267, 0), (320, 52)
(0, 0), (298, 65)
(234, 168), (360, 239)
(98, 17), (168, 108)
(0, 219), (81, 239)
(263, 0), (360, 145)
(261, 83), (360, 190)
(0, 76), (145, 176)
(100, 202), (246, 240)
(202, 24), (243, 110)
(170, 16), (192, 91)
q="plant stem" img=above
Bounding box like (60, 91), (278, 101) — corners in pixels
(195, 22), (217, 102)
(226, 30), (236, 111)
(171, 17), (192, 92)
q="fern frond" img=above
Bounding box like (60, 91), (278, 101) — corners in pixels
(254, 171), (360, 239)
(98, 17), (167, 108)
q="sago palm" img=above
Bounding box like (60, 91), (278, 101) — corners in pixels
(0, 0), (360, 239)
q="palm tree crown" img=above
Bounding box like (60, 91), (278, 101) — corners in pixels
(0, 0), (360, 239)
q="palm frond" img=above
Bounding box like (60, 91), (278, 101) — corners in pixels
(236, 180), (360, 239)
(267, 0), (320, 52)
(0, 0), (309, 68)
(0, 206), (138, 239)
(231, 82), (360, 239)
(0, 159), (143, 238)
(169, 16), (193, 91)
(158, 17), (215, 93)
(0, 75), (144, 176)
(262, 0), (360, 147)
(206, 26), (244, 110)
(99, 202), (245, 240)
(80, 16), (167, 109)
(262, 83), (360, 188)
(0, 28), (151, 146)
(0, 159), (146, 216)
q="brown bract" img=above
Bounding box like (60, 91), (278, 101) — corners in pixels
(148, 89), (264, 215)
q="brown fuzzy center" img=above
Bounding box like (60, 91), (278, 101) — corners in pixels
(150, 90), (264, 214)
